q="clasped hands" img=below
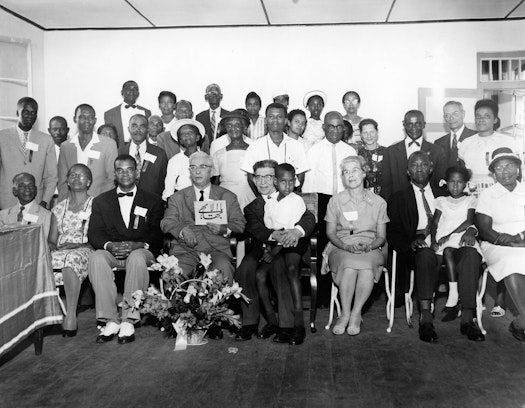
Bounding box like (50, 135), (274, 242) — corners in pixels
(108, 241), (145, 259)
(272, 229), (302, 248)
(344, 241), (372, 253)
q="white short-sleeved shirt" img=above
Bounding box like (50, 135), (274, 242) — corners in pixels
(264, 192), (305, 230)
(162, 152), (193, 201)
(240, 134), (309, 175)
(70, 133), (100, 166)
(302, 118), (325, 150)
(209, 134), (252, 157)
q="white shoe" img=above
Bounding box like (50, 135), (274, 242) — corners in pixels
(118, 322), (135, 344)
(96, 321), (120, 343)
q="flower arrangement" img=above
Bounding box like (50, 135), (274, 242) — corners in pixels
(130, 253), (249, 344)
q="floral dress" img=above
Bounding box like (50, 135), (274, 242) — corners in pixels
(357, 145), (385, 195)
(51, 197), (94, 285)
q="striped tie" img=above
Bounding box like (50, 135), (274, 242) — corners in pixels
(210, 110), (216, 140)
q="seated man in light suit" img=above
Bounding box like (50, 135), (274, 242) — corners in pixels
(118, 114), (168, 198)
(88, 154), (164, 344)
(104, 80), (151, 148)
(0, 172), (54, 241)
(58, 104), (118, 201)
(160, 151), (245, 282)
(0, 97), (57, 210)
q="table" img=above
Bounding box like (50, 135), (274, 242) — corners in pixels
(0, 224), (63, 357)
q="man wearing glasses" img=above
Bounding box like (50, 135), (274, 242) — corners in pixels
(160, 151), (245, 282)
(234, 160), (316, 344)
(88, 154), (164, 344)
(195, 83), (230, 145)
(435, 101), (477, 168)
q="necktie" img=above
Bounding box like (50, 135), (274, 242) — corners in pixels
(117, 192), (134, 198)
(135, 149), (142, 176)
(409, 139), (421, 147)
(420, 187), (433, 235)
(332, 144), (338, 196)
(210, 110), (216, 140)
(199, 190), (205, 201)
(451, 133), (458, 151)
(22, 132), (29, 155)
(17, 205), (25, 222)
(125, 104), (137, 109)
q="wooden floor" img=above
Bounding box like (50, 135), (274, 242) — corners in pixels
(1, 285), (525, 408)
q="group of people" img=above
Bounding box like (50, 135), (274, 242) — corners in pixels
(0, 81), (524, 347)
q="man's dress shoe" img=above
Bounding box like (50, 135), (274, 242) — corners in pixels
(460, 321), (485, 342)
(117, 322), (135, 344)
(289, 325), (306, 345)
(441, 305), (460, 322)
(418, 322), (438, 343)
(96, 321), (120, 343)
(509, 320), (525, 342)
(235, 325), (258, 341)
(257, 323), (279, 339)
(272, 328), (293, 343)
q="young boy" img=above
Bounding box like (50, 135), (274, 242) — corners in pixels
(256, 163), (308, 343)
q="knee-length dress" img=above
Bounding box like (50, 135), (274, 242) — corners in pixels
(434, 195), (481, 256)
(321, 189), (389, 281)
(51, 197), (94, 285)
(476, 182), (525, 282)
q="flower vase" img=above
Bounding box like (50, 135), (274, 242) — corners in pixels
(186, 329), (208, 346)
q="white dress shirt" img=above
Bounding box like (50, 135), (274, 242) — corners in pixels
(121, 104), (143, 143)
(162, 151), (194, 201)
(70, 133), (100, 165)
(117, 186), (137, 228)
(193, 184), (211, 201)
(404, 137), (423, 159)
(412, 183), (435, 231)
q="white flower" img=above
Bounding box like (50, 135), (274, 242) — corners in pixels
(206, 270), (218, 280)
(130, 290), (144, 310)
(184, 284), (197, 303)
(199, 253), (213, 269)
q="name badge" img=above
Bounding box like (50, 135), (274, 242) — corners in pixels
(143, 152), (157, 163)
(343, 211), (358, 221)
(23, 213), (39, 223)
(134, 206), (147, 217)
(25, 141), (39, 152)
(78, 211), (90, 220)
(87, 150), (100, 160)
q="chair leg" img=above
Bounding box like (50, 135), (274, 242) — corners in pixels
(476, 267), (489, 335)
(325, 283), (340, 330)
(33, 328), (43, 355)
(385, 268), (395, 333)
(309, 266), (318, 333)
(405, 269), (414, 328)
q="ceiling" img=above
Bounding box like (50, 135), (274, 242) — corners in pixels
(1, 0), (524, 30)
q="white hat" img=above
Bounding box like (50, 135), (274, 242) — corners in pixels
(272, 89), (289, 99)
(170, 119), (205, 138)
(303, 90), (327, 108)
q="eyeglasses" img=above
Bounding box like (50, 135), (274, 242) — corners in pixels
(254, 175), (274, 183)
(326, 124), (344, 132)
(493, 162), (518, 173)
(189, 164), (212, 172)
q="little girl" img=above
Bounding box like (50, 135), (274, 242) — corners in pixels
(256, 163), (308, 343)
(430, 166), (481, 322)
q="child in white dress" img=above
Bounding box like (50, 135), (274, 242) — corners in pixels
(430, 166), (481, 322)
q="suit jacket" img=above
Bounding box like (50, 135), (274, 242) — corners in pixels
(195, 108), (230, 145)
(434, 127), (477, 168)
(0, 127), (57, 210)
(88, 188), (164, 256)
(160, 184), (245, 257)
(380, 139), (446, 201)
(104, 104), (152, 148)
(118, 142), (168, 198)
(57, 135), (118, 201)
(0, 201), (53, 239)
(244, 196), (316, 248)
(386, 184), (444, 254)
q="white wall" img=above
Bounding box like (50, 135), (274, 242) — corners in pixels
(41, 20), (525, 145)
(0, 8), (46, 129)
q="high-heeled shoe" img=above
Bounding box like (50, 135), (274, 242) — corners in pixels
(347, 315), (362, 336)
(62, 328), (78, 337)
(332, 316), (349, 335)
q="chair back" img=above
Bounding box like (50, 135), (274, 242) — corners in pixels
(298, 192), (318, 222)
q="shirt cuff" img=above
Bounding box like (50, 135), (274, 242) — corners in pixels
(222, 227), (232, 238)
(294, 225), (305, 237)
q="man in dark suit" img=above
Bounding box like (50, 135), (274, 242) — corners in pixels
(118, 114), (168, 198)
(434, 101), (477, 168)
(195, 83), (230, 145)
(104, 81), (151, 148)
(235, 160), (316, 345)
(380, 110), (447, 201)
(88, 154), (164, 344)
(387, 151), (483, 343)
(160, 151), (245, 281)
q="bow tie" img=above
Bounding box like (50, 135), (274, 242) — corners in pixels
(124, 104), (137, 109)
(117, 192), (134, 198)
(408, 139), (421, 147)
